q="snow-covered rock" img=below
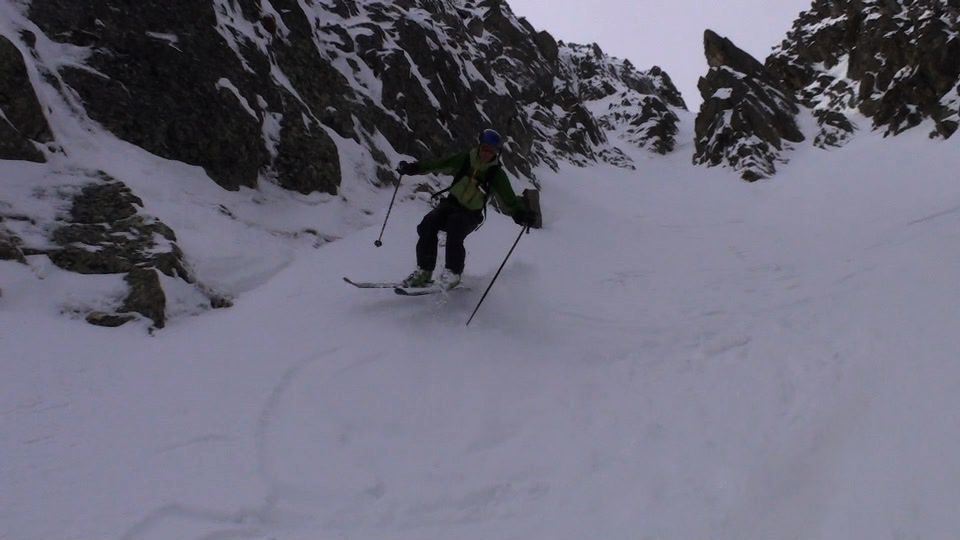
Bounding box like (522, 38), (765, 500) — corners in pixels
(767, 0), (960, 139)
(694, 2), (959, 180)
(0, 224), (26, 263)
(693, 30), (804, 181)
(20, 0), (684, 190)
(560, 43), (687, 156)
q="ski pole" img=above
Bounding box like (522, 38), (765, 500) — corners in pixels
(374, 174), (403, 247)
(466, 225), (529, 326)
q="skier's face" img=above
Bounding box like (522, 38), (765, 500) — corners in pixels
(478, 144), (497, 162)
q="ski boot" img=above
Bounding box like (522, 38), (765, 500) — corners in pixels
(401, 268), (433, 288)
(437, 269), (461, 290)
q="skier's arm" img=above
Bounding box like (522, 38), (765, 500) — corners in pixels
(398, 153), (467, 176)
(489, 169), (525, 217)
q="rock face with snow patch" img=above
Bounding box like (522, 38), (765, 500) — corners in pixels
(22, 0), (684, 192)
(27, 0), (336, 193)
(560, 43), (687, 157)
(694, 2), (959, 180)
(0, 34), (53, 162)
(46, 173), (209, 329)
(1, 167), (209, 328)
(694, 30), (804, 181)
(767, 0), (960, 141)
(0, 224), (26, 263)
(50, 180), (188, 279)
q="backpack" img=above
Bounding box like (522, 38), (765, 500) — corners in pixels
(428, 155), (501, 231)
(430, 154), (501, 208)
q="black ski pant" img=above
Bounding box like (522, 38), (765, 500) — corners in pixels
(416, 197), (483, 274)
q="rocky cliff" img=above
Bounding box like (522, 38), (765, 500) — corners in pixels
(768, 0), (960, 139)
(695, 0), (959, 181)
(0, 33), (52, 162)
(21, 0), (685, 190)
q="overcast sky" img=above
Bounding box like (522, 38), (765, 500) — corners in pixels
(505, 0), (813, 109)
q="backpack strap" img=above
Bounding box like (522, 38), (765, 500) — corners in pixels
(430, 156), (500, 201)
(473, 165), (503, 230)
(479, 165), (500, 203)
(430, 155), (474, 200)
(429, 185), (453, 200)
(428, 158), (502, 232)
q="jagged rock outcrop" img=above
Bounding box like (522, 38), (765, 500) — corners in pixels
(0, 34), (53, 162)
(767, 0), (960, 140)
(694, 1), (959, 180)
(121, 267), (167, 329)
(560, 43), (687, 156)
(694, 30), (804, 181)
(26, 0), (328, 192)
(20, 0), (683, 194)
(0, 224), (27, 263)
(47, 175), (199, 327)
(50, 180), (189, 279)
(1, 167), (205, 328)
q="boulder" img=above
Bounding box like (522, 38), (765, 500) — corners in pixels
(0, 225), (27, 263)
(50, 179), (190, 280)
(38, 173), (201, 329)
(85, 311), (137, 328)
(121, 268), (166, 329)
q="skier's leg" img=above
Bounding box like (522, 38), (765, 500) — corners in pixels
(443, 209), (484, 274)
(415, 203), (451, 271)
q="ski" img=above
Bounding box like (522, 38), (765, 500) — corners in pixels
(343, 276), (408, 289)
(393, 284), (468, 296)
(345, 276), (467, 295)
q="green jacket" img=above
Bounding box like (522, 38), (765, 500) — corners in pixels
(419, 149), (524, 215)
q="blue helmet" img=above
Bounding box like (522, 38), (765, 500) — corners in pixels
(478, 128), (504, 150)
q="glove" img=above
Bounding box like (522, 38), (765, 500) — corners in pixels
(512, 208), (537, 227)
(396, 161), (420, 176)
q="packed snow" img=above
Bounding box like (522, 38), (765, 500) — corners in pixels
(4, 111), (960, 540)
(3, 2), (960, 536)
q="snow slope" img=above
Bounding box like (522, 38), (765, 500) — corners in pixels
(4, 123), (960, 539)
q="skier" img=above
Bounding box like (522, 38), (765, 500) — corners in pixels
(396, 128), (538, 289)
